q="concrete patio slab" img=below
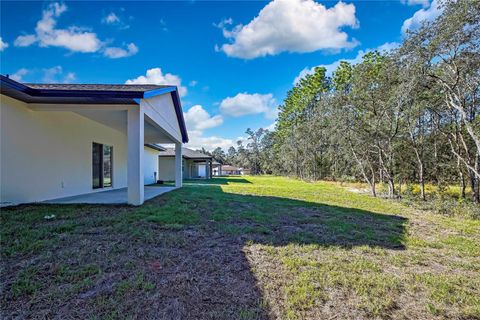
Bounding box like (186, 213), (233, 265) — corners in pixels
(44, 186), (177, 205)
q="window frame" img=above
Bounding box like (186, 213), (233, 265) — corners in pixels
(92, 142), (113, 189)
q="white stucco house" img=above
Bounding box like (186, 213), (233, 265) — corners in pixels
(0, 75), (188, 206)
(158, 147), (213, 180)
(219, 165), (250, 176)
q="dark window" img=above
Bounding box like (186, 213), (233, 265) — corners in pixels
(92, 143), (113, 189)
(103, 145), (113, 187)
(92, 143), (102, 189)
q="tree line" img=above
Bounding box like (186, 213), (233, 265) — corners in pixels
(209, 0), (480, 204)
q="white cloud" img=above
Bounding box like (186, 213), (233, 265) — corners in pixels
(63, 72), (76, 83)
(14, 34), (37, 47)
(14, 2), (102, 52)
(14, 2), (136, 58)
(189, 80), (198, 87)
(293, 41), (400, 84)
(213, 17), (233, 29)
(186, 130), (234, 151)
(10, 68), (29, 82)
(217, 0), (359, 59)
(160, 18), (168, 32)
(42, 66), (76, 83)
(265, 122), (276, 131)
(400, 0), (430, 7)
(376, 42), (400, 52)
(125, 68), (187, 97)
(401, 0), (442, 34)
(103, 13), (120, 24)
(294, 55), (360, 85)
(0, 37), (8, 51)
(9, 66), (76, 83)
(103, 43), (138, 58)
(182, 105), (230, 151)
(102, 11), (130, 29)
(183, 105), (223, 131)
(220, 92), (277, 119)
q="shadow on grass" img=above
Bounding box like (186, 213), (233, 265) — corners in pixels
(0, 183), (407, 319)
(121, 184), (406, 318)
(186, 177), (252, 185)
(149, 177), (252, 187)
(158, 184), (407, 249)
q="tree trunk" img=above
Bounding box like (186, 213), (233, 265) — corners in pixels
(412, 146), (426, 201)
(460, 177), (466, 199)
(456, 155), (466, 199)
(370, 166), (377, 197)
(398, 179), (402, 199)
(469, 174), (480, 203)
(415, 153), (426, 200)
(387, 178), (395, 199)
(349, 144), (376, 197)
(474, 179), (480, 204)
(419, 164), (426, 201)
(475, 159), (480, 203)
(475, 183), (480, 204)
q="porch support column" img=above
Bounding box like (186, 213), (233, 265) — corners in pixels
(175, 142), (183, 188)
(209, 160), (213, 179)
(204, 160), (208, 179)
(206, 159), (211, 179)
(127, 107), (144, 206)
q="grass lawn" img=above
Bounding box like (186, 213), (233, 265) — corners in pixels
(1, 176), (479, 319)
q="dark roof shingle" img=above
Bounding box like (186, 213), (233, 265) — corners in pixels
(159, 147), (212, 159)
(25, 83), (171, 92)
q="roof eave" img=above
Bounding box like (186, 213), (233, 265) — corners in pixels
(142, 86), (189, 143)
(1, 75), (189, 144)
(169, 89), (189, 143)
(144, 144), (167, 152)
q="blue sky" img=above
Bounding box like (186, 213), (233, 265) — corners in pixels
(0, 0), (441, 150)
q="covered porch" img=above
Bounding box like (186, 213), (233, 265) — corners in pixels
(44, 186), (176, 204)
(0, 76), (188, 206)
(158, 147), (213, 180)
(29, 94), (185, 205)
(184, 158), (213, 179)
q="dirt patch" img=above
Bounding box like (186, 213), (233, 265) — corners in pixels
(0, 206), (268, 319)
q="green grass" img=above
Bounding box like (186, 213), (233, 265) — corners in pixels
(1, 175), (479, 319)
(116, 274), (155, 296)
(11, 266), (42, 297)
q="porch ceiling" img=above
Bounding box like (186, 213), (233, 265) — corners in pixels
(74, 109), (176, 144)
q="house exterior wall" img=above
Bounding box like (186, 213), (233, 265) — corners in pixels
(197, 164), (206, 177)
(157, 157), (212, 181)
(143, 146), (159, 185)
(158, 157), (175, 181)
(184, 159), (195, 179)
(0, 95), (158, 205)
(212, 166), (222, 176)
(141, 94), (182, 143)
